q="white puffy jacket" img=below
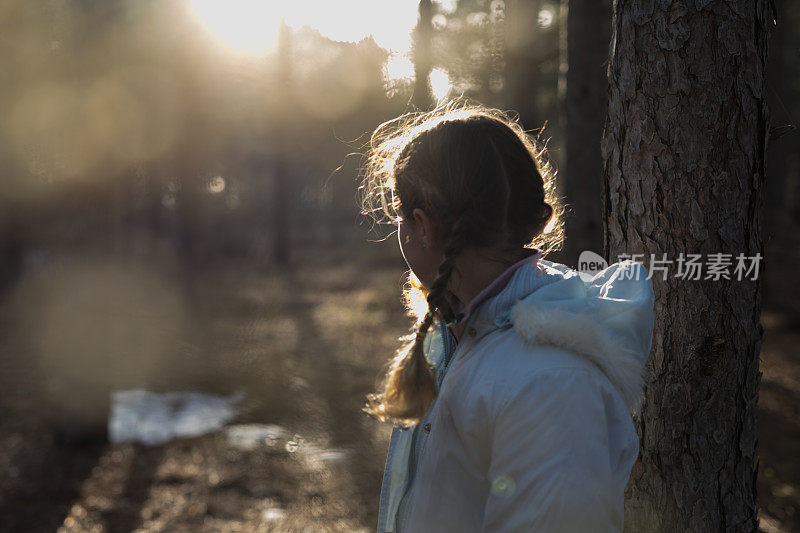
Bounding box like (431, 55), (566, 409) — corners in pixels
(376, 258), (656, 533)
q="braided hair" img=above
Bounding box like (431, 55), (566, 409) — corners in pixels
(361, 101), (564, 426)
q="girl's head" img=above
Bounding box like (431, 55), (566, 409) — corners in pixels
(360, 102), (564, 426)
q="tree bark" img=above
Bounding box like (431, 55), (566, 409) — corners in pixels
(562, 0), (610, 263)
(602, 1), (770, 531)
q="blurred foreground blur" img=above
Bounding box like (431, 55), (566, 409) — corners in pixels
(0, 241), (410, 532)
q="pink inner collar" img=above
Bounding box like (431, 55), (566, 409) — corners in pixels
(448, 249), (543, 342)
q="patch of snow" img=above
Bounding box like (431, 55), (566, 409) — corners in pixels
(109, 390), (243, 445)
(262, 508), (286, 522)
(224, 424), (289, 451)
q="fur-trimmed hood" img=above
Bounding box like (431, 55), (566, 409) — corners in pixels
(510, 258), (656, 414)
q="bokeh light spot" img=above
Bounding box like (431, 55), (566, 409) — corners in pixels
(490, 474), (516, 497)
(207, 176), (226, 194)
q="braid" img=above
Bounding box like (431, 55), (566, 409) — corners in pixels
(426, 218), (469, 321)
(364, 216), (469, 426)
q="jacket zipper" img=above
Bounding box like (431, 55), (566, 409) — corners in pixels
(394, 313), (454, 531)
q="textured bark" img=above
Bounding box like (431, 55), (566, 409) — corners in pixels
(562, 0), (611, 262)
(601, 1), (770, 531)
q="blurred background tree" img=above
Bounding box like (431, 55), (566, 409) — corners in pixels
(560, 0), (610, 262)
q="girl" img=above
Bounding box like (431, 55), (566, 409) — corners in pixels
(360, 103), (655, 532)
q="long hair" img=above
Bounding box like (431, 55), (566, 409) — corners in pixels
(359, 100), (564, 426)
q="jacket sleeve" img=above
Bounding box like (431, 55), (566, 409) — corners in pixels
(481, 368), (638, 533)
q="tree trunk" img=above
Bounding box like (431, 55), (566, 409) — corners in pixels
(0, 206), (23, 300)
(412, 0), (434, 110)
(274, 20), (293, 265)
(765, 0), (796, 219)
(561, 0), (610, 263)
(602, 1), (770, 531)
(504, 0), (544, 130)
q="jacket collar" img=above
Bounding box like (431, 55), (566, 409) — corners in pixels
(465, 258), (655, 415)
(448, 248), (543, 341)
(465, 260), (562, 334)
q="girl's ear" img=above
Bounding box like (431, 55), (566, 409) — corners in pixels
(412, 208), (438, 250)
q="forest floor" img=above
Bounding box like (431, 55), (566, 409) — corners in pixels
(755, 212), (800, 533)
(0, 221), (797, 532)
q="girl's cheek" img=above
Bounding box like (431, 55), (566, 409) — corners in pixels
(398, 224), (417, 269)
(397, 221), (438, 289)
(397, 224), (409, 261)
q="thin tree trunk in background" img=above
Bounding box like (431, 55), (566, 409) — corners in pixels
(602, 1), (770, 531)
(273, 144), (290, 265)
(561, 0), (610, 263)
(766, 0), (790, 214)
(412, 0), (433, 110)
(178, 163), (202, 267)
(113, 174), (129, 256)
(176, 53), (207, 270)
(504, 0), (543, 130)
(0, 206), (23, 299)
(274, 20), (292, 265)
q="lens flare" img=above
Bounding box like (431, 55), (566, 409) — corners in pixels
(189, 0), (280, 55)
(188, 0), (418, 55)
